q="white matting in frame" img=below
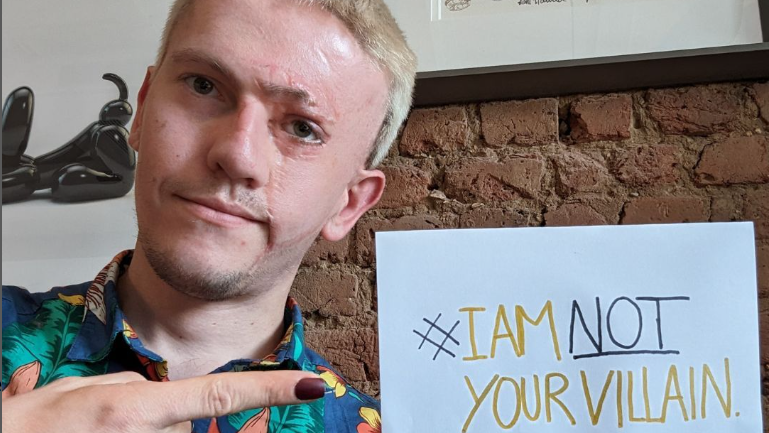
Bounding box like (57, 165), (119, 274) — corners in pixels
(385, 0), (764, 72)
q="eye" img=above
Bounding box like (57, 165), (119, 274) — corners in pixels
(184, 76), (217, 96)
(288, 120), (321, 143)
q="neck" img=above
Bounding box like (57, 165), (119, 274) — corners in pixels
(117, 247), (294, 380)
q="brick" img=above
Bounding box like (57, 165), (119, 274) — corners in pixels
(290, 268), (358, 317)
(710, 195), (743, 222)
(545, 203), (608, 226)
(745, 190), (769, 240)
(444, 157), (545, 202)
(459, 207), (534, 228)
(302, 236), (350, 266)
(354, 215), (443, 266)
(580, 197), (625, 225)
(377, 165), (431, 208)
(400, 106), (470, 156)
(647, 85), (744, 136)
(480, 98), (558, 146)
(354, 381), (380, 399)
(553, 151), (610, 197)
(305, 328), (378, 382)
(612, 145), (679, 187)
(570, 94), (632, 142)
(621, 196), (709, 224)
(752, 82), (769, 124)
(695, 136), (769, 185)
(758, 243), (768, 299)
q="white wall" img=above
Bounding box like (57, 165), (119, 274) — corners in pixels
(2, 0), (174, 155)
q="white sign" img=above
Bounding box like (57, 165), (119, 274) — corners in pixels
(376, 223), (762, 432)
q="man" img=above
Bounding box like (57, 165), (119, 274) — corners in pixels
(1, 0), (416, 431)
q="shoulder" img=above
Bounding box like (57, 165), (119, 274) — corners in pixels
(3, 283), (90, 329)
(2, 282), (92, 393)
(3, 285), (39, 329)
(303, 348), (381, 433)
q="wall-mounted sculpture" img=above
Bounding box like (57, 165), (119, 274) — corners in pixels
(2, 73), (136, 204)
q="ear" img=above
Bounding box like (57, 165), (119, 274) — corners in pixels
(128, 66), (155, 152)
(321, 169), (386, 241)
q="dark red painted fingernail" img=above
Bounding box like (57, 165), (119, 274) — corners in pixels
(295, 378), (326, 400)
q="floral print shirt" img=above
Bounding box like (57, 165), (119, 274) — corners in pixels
(2, 250), (381, 433)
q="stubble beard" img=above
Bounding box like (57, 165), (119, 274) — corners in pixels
(138, 229), (253, 301)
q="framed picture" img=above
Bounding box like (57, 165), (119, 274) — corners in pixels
(384, 0), (769, 106)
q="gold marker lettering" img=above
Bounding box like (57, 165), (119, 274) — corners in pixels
(460, 307), (488, 361)
(491, 305), (520, 358)
(580, 370), (614, 426)
(463, 374), (499, 433)
(515, 301), (562, 361)
(545, 373), (576, 425)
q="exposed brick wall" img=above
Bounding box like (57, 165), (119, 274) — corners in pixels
(293, 80), (769, 426)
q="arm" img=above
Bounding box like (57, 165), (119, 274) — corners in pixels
(2, 370), (325, 433)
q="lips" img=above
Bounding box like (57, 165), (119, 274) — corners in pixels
(177, 195), (263, 227)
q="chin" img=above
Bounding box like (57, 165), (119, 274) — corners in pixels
(147, 244), (255, 301)
(138, 230), (266, 301)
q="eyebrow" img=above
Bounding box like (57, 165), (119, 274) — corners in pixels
(169, 48), (318, 108)
(170, 49), (237, 86)
(263, 83), (316, 108)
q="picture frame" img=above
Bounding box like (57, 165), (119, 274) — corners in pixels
(384, 0), (769, 106)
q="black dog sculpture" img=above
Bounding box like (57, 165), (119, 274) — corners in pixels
(2, 73), (136, 204)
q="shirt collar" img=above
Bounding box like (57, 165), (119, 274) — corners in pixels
(66, 250), (308, 370)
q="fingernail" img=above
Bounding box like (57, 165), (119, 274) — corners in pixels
(295, 378), (325, 400)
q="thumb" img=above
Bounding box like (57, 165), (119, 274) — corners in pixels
(141, 371), (326, 427)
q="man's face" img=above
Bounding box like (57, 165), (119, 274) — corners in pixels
(129, 0), (389, 299)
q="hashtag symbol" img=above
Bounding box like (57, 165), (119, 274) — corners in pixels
(413, 313), (460, 360)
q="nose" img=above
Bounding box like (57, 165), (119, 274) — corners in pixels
(206, 100), (272, 188)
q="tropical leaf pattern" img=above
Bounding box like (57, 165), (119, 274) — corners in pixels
(268, 401), (324, 433)
(318, 366), (347, 398)
(2, 298), (107, 389)
(2, 250), (380, 432)
(1, 360), (41, 397)
(356, 407), (382, 433)
(228, 407), (270, 433)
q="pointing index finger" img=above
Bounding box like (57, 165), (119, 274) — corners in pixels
(138, 371), (326, 427)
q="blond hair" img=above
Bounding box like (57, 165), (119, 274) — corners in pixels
(156, 0), (416, 168)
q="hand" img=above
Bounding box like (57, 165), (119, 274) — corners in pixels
(2, 370), (325, 433)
